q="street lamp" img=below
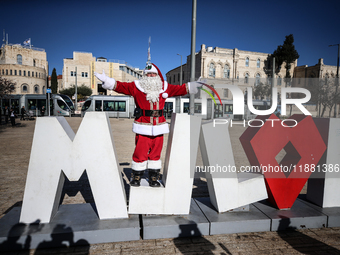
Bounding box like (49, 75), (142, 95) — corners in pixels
(176, 54), (183, 113)
(329, 44), (339, 118)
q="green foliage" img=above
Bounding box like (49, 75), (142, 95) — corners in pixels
(51, 68), (58, 93)
(253, 82), (271, 100)
(272, 34), (299, 79)
(59, 84), (92, 100)
(0, 76), (16, 98)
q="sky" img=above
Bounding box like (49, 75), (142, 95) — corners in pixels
(1, 0), (340, 77)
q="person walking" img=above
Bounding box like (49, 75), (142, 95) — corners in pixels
(10, 108), (16, 127)
(20, 106), (26, 121)
(4, 106), (10, 124)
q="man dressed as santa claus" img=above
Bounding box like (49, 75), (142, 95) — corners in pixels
(94, 63), (200, 187)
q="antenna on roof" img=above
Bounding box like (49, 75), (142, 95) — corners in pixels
(146, 36), (151, 69)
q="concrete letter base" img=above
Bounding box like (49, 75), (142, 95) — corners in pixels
(20, 112), (128, 223)
(141, 199), (209, 240)
(128, 113), (202, 215)
(307, 118), (340, 208)
(194, 197), (271, 235)
(0, 204), (139, 252)
(199, 120), (267, 212)
(253, 199), (327, 231)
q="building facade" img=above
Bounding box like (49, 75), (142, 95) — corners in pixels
(62, 52), (143, 96)
(0, 43), (48, 94)
(166, 44), (296, 101)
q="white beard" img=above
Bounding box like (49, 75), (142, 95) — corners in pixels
(139, 75), (163, 103)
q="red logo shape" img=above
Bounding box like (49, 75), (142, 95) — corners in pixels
(240, 114), (326, 209)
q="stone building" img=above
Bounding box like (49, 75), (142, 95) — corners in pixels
(0, 43), (48, 94)
(62, 52), (143, 96)
(166, 44), (296, 101)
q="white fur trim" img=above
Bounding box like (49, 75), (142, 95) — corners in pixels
(162, 93), (168, 98)
(132, 122), (169, 136)
(160, 81), (168, 93)
(134, 80), (144, 93)
(144, 65), (158, 74)
(135, 80), (168, 94)
(131, 160), (147, 171)
(148, 159), (162, 169)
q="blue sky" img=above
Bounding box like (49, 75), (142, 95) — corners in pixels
(2, 0), (340, 77)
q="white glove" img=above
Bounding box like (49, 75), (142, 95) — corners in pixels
(94, 70), (116, 90)
(188, 78), (204, 94)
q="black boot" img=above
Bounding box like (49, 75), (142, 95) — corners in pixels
(130, 170), (144, 186)
(148, 169), (161, 187)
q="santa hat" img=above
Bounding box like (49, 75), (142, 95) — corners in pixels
(144, 63), (164, 82)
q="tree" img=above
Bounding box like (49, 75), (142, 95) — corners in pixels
(253, 82), (271, 100)
(272, 34), (300, 84)
(0, 76), (16, 121)
(59, 84), (92, 100)
(51, 68), (58, 93)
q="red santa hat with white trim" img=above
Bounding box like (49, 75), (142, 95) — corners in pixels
(144, 63), (164, 82)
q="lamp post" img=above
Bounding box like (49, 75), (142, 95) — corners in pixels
(177, 54), (183, 113)
(329, 44), (339, 118)
(189, 0), (197, 115)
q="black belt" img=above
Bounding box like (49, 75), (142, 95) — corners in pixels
(134, 108), (163, 118)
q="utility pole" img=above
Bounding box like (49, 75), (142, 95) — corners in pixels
(75, 66), (78, 112)
(329, 44), (339, 118)
(189, 0), (197, 115)
(177, 54), (183, 113)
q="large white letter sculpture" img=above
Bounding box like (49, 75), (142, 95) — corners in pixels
(307, 118), (340, 207)
(128, 113), (201, 214)
(199, 120), (267, 212)
(20, 112), (128, 223)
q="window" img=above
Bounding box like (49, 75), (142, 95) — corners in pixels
(209, 63), (215, 77)
(103, 100), (126, 112)
(245, 57), (249, 67)
(36, 72), (37, 77)
(245, 73), (249, 84)
(277, 76), (282, 86)
(14, 70), (17, 75)
(71, 71), (74, 76)
(255, 73), (260, 86)
(95, 100), (102, 111)
(82, 100), (92, 111)
(17, 54), (22, 65)
(23, 71), (26, 76)
(223, 89), (229, 98)
(6, 69), (8, 75)
(257, 59), (260, 68)
(34, 85), (39, 93)
(194, 103), (201, 113)
(33, 59), (36, 67)
(19, 70), (22, 76)
(224, 104), (233, 114)
(22, 85), (28, 92)
(32, 72), (34, 77)
(223, 65), (230, 78)
(28, 71), (30, 77)
(82, 72), (85, 77)
(85, 72), (88, 77)
(42, 86), (45, 94)
(10, 70), (12, 75)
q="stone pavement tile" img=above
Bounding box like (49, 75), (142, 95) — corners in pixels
(254, 240), (289, 250)
(113, 239), (156, 249)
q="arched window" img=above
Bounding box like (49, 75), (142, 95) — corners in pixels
(245, 73), (249, 84)
(42, 86), (46, 94)
(245, 57), (249, 67)
(255, 73), (260, 85)
(34, 85), (39, 93)
(223, 65), (230, 78)
(209, 63), (215, 77)
(257, 59), (260, 68)
(33, 59), (36, 67)
(22, 84), (28, 93)
(17, 54), (22, 65)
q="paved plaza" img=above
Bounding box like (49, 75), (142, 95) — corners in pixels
(0, 116), (339, 254)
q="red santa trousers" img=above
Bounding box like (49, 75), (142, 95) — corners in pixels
(132, 134), (163, 171)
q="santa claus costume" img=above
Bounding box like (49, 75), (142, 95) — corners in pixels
(95, 63), (199, 187)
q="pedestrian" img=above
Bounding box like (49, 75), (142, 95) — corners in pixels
(10, 108), (16, 127)
(95, 63), (201, 187)
(20, 106), (26, 121)
(41, 106), (45, 116)
(4, 106), (10, 124)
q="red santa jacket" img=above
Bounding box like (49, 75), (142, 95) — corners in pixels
(112, 70), (188, 136)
